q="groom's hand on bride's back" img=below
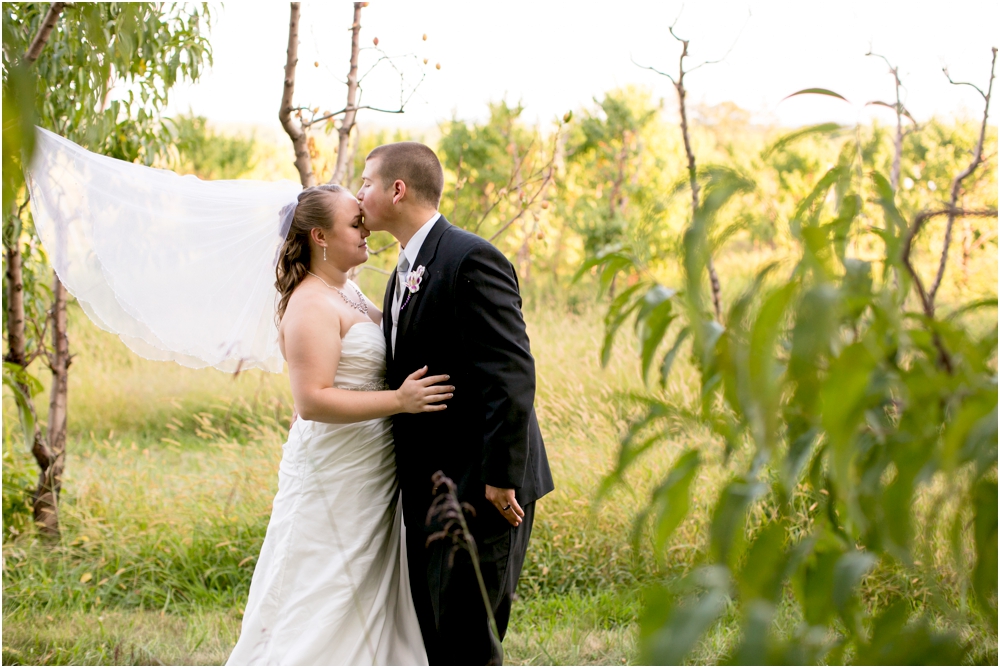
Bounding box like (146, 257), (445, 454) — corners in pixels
(395, 365), (455, 414)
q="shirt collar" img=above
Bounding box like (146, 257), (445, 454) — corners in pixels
(400, 212), (440, 269)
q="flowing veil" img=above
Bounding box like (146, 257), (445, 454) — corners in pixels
(25, 127), (303, 373)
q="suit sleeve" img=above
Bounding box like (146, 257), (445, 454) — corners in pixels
(458, 242), (535, 489)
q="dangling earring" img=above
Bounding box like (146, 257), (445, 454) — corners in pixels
(323, 246), (327, 262)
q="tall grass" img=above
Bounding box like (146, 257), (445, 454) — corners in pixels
(4, 292), (686, 664)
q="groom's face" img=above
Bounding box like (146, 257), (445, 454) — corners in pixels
(357, 158), (391, 231)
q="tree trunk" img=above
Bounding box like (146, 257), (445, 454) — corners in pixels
(34, 273), (69, 538)
(24, 2), (66, 64)
(279, 2), (316, 188)
(330, 2), (363, 186)
(8, 1), (66, 539)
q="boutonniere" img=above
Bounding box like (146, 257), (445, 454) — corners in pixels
(400, 265), (425, 311)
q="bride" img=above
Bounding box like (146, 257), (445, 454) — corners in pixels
(25, 130), (445, 665)
(225, 184), (449, 665)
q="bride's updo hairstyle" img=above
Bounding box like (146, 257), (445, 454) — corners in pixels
(275, 184), (347, 323)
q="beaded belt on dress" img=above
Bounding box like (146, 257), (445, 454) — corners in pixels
(334, 379), (389, 392)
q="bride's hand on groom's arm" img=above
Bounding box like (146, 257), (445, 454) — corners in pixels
(394, 366), (454, 414)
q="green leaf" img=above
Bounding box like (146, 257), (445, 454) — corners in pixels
(782, 88), (850, 103)
(648, 450), (700, 553)
(870, 171), (907, 263)
(857, 604), (967, 665)
(791, 164), (849, 229)
(945, 297), (998, 321)
(972, 479), (998, 624)
(2, 362), (42, 452)
(635, 285), (677, 383)
(746, 282), (797, 452)
(572, 244), (636, 295)
(641, 566), (730, 665)
(600, 282), (647, 367)
(2, 64), (37, 211)
(821, 343), (875, 498)
(659, 327), (690, 388)
(739, 520), (789, 603)
(832, 550), (877, 635)
(866, 100), (916, 124)
(942, 390), (998, 471)
(597, 397), (679, 500)
(796, 532), (844, 627)
(710, 477), (766, 568)
(762, 122), (842, 159)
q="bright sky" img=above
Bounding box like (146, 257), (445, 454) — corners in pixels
(167, 1), (999, 134)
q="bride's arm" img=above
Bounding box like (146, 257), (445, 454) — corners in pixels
(283, 294), (452, 423)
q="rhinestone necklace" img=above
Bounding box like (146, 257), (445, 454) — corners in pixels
(307, 271), (369, 315)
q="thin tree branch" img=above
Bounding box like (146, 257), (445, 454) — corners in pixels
(304, 104), (406, 128)
(866, 50), (908, 191)
(903, 207), (997, 317)
(928, 46), (997, 306)
(330, 3), (363, 186)
(685, 10), (751, 75)
(367, 240), (398, 255)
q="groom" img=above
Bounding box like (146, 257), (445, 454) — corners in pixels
(358, 142), (553, 665)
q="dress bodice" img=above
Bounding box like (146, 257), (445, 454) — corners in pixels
(334, 321), (388, 391)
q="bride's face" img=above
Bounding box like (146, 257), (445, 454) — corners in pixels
(319, 193), (370, 269)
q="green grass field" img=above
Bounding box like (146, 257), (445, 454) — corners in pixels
(2, 290), (679, 665)
(2, 243), (996, 664)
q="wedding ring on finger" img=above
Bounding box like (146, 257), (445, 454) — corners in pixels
(503, 504), (512, 511)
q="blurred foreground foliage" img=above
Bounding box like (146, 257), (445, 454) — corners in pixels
(590, 91), (997, 662)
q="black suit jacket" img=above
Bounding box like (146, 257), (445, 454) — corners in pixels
(382, 216), (553, 530)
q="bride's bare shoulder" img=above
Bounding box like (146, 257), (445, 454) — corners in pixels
(281, 283), (340, 337)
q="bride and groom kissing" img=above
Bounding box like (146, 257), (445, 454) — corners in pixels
(227, 141), (554, 665)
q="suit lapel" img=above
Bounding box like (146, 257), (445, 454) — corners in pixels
(394, 216), (451, 354)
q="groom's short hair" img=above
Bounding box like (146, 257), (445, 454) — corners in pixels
(366, 142), (444, 207)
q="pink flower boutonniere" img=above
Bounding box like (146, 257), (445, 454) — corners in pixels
(400, 265), (425, 311)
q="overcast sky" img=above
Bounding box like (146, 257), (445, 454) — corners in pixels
(166, 1), (999, 134)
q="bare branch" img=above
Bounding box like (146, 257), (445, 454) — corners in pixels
(488, 134), (560, 244)
(943, 67), (988, 99)
(304, 104), (406, 128)
(903, 207), (997, 318)
(24, 2), (65, 63)
(634, 15), (744, 320)
(928, 46), (997, 306)
(368, 240), (398, 255)
(631, 55), (676, 84)
(866, 50), (909, 191)
(685, 9), (751, 75)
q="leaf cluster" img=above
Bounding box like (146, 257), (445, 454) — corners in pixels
(593, 113), (998, 663)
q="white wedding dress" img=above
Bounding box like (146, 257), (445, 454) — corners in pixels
(227, 321), (428, 666)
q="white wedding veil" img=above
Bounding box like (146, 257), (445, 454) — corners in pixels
(25, 127), (303, 373)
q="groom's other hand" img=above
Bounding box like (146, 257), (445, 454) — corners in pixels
(485, 485), (524, 527)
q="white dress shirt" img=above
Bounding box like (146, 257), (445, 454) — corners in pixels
(391, 212), (440, 355)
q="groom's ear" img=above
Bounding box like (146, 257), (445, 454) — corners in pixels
(391, 179), (406, 205)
